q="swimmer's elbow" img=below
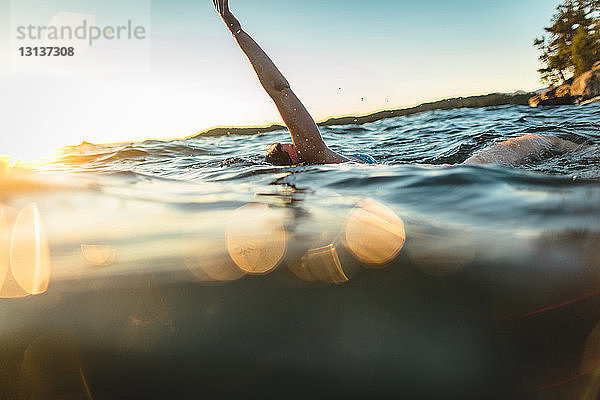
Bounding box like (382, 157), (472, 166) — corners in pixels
(264, 78), (290, 97)
(255, 66), (289, 96)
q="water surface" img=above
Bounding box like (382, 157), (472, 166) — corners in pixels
(1, 104), (600, 398)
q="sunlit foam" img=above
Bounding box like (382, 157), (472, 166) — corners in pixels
(0, 205), (10, 292)
(9, 203), (51, 295)
(226, 204), (286, 275)
(80, 244), (116, 266)
(289, 244), (349, 284)
(344, 199), (405, 266)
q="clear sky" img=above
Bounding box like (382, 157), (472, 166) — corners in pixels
(0, 0), (561, 162)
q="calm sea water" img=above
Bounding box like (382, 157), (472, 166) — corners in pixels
(1, 104), (600, 398)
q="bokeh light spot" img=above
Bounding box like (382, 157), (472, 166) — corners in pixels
(344, 199), (405, 266)
(302, 244), (348, 284)
(226, 203), (286, 275)
(80, 244), (116, 266)
(182, 235), (246, 282)
(10, 203), (51, 295)
(0, 206), (10, 292)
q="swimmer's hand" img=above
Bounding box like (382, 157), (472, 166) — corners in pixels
(213, 0), (241, 34)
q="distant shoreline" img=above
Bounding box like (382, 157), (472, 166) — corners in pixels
(192, 92), (534, 138)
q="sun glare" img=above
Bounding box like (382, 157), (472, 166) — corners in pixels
(1, 153), (56, 169)
(1, 140), (66, 168)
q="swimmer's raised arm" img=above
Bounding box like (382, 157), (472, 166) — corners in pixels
(213, 0), (347, 164)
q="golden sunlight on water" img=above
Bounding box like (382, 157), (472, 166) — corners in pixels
(9, 203), (51, 296)
(344, 199), (405, 266)
(226, 203), (287, 275)
(80, 244), (116, 266)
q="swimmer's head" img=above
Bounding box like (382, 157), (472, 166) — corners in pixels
(265, 143), (299, 165)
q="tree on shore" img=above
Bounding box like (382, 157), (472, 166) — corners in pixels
(535, 0), (600, 84)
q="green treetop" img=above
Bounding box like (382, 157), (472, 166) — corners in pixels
(535, 0), (599, 84)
